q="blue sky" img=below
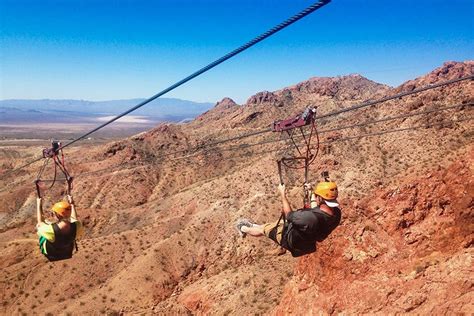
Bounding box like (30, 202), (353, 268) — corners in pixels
(1, 0), (472, 104)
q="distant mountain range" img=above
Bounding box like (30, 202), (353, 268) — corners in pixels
(0, 98), (214, 124)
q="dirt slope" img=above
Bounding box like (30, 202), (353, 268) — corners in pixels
(276, 148), (473, 314)
(0, 61), (473, 315)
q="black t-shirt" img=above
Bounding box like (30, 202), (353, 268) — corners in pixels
(283, 207), (341, 257)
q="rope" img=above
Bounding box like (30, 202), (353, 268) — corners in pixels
(1, 99), (471, 184)
(2, 114), (471, 193)
(59, 0), (331, 151)
(325, 116), (473, 145)
(36, 158), (49, 180)
(216, 116), (474, 160)
(318, 101), (473, 134)
(1, 75), (471, 179)
(170, 102), (474, 159)
(2, 156), (45, 179)
(144, 76), (474, 160)
(162, 116), (474, 170)
(198, 75), (473, 149)
(315, 75), (474, 120)
(0, 1), (331, 179)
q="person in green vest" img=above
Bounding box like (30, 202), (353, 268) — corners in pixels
(36, 195), (84, 261)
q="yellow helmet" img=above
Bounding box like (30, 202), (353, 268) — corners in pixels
(51, 201), (71, 217)
(314, 181), (339, 207)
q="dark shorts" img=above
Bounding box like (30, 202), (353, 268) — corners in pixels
(263, 220), (285, 244)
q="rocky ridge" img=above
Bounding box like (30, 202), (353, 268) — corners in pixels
(0, 61), (472, 315)
(277, 148), (473, 314)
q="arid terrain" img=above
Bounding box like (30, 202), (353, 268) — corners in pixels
(0, 61), (473, 315)
(0, 120), (160, 141)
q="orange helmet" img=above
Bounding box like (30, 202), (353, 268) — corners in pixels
(314, 181), (339, 207)
(51, 201), (71, 217)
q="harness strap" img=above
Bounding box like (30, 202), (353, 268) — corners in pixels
(277, 160), (284, 185)
(53, 149), (73, 191)
(274, 212), (287, 241)
(42, 222), (77, 261)
(35, 180), (42, 198)
(52, 221), (77, 244)
(36, 158), (49, 180)
(303, 158), (311, 208)
(47, 154), (58, 190)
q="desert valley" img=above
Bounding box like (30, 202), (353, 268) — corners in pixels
(0, 61), (473, 315)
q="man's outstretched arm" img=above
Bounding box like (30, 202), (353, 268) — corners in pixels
(36, 198), (44, 224)
(68, 195), (78, 221)
(278, 184), (292, 216)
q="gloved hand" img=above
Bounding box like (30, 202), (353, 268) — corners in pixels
(67, 195), (74, 204)
(278, 183), (286, 196)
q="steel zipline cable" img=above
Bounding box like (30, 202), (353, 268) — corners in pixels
(1, 109), (471, 194)
(134, 75), (474, 159)
(111, 86), (474, 162)
(317, 101), (473, 134)
(1, 79), (472, 180)
(60, 0), (331, 150)
(3, 6), (471, 180)
(315, 75), (474, 120)
(189, 115), (474, 162)
(185, 75), (474, 154)
(59, 114), (474, 179)
(0, 0), (332, 179)
(197, 74), (474, 147)
(324, 116), (473, 145)
(1, 74), (473, 180)
(77, 102), (474, 170)
(142, 101), (474, 161)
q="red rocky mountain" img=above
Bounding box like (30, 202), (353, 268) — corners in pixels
(0, 61), (472, 315)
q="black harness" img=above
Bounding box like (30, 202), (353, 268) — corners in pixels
(42, 222), (78, 261)
(277, 208), (340, 257)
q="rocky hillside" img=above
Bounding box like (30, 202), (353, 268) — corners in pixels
(0, 61), (472, 315)
(277, 149), (473, 314)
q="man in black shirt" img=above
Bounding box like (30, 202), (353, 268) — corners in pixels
(236, 181), (341, 257)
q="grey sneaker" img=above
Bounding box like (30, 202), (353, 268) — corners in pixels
(235, 218), (254, 238)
